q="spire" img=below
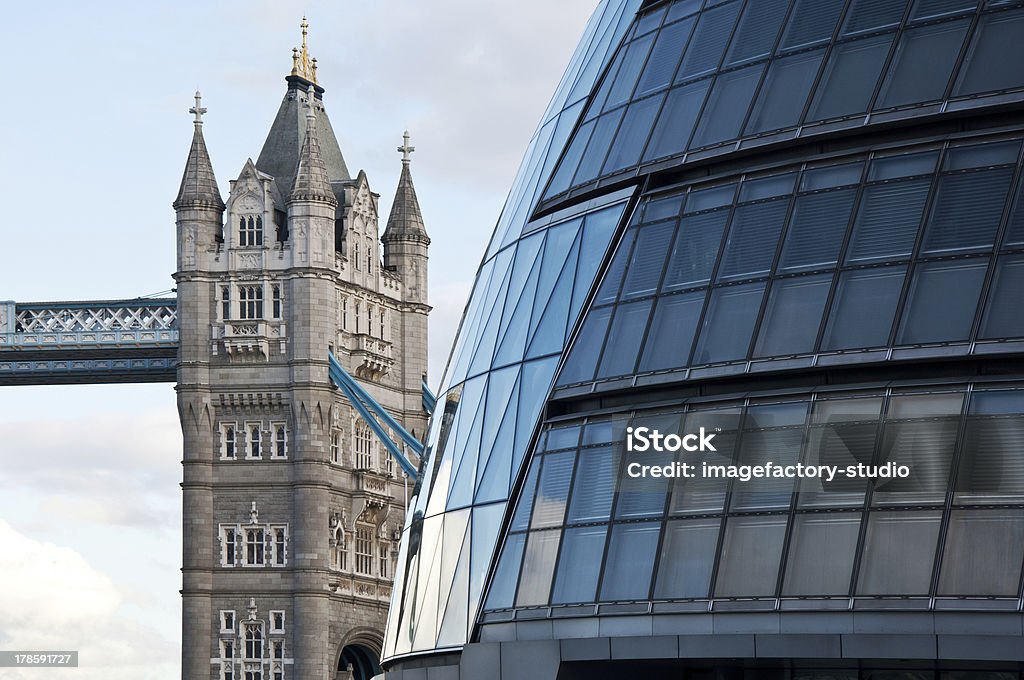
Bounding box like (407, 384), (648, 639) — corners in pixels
(384, 131), (429, 242)
(289, 16), (318, 84)
(174, 91), (224, 210)
(289, 85), (336, 205)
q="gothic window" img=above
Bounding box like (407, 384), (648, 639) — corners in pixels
(355, 525), (373, 575)
(239, 215), (263, 247)
(367, 305), (373, 337)
(342, 297), (348, 330)
(379, 310), (386, 338)
(379, 540), (390, 578)
(239, 286), (264, 320)
(221, 286), (231, 320)
(269, 611), (285, 633)
(355, 301), (361, 333)
(221, 610), (236, 633)
(248, 425), (263, 459)
(244, 623), (264, 659)
(221, 527), (238, 566)
(222, 640), (234, 659)
(222, 424), (237, 460)
(331, 432), (341, 464)
(274, 528), (286, 566)
(354, 424), (374, 470)
(334, 526), (348, 570)
(272, 664), (283, 680)
(366, 239), (373, 272)
(384, 447), (394, 476)
(244, 666), (262, 680)
(355, 243), (361, 270)
(221, 639), (235, 680)
(272, 285), (282, 319)
(245, 528), (266, 566)
(272, 424), (287, 459)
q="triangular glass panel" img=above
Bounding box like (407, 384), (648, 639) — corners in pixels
(410, 515), (444, 651)
(492, 238), (546, 367)
(475, 373), (521, 504)
(467, 503), (507, 636)
(449, 248), (514, 386)
(569, 203), (627, 327)
(526, 231), (583, 359)
(513, 356), (559, 480)
(466, 264), (514, 379)
(435, 518), (472, 648)
(444, 376), (486, 508)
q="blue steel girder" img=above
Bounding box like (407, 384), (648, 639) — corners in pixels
(0, 298), (179, 386)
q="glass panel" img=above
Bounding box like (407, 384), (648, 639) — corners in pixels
(605, 32), (657, 109)
(897, 259), (987, 344)
(1007, 176), (1024, 246)
(822, 266), (906, 350)
(546, 119), (594, 197)
(782, 0), (846, 50)
(654, 518), (720, 599)
(808, 34), (895, 121)
(531, 451), (576, 529)
(676, 1), (742, 81)
(956, 412), (1024, 504)
(938, 509), (1024, 596)
(778, 189), (856, 272)
(556, 306), (612, 385)
(602, 94), (663, 174)
(621, 220), (677, 299)
(739, 173), (797, 202)
(551, 525), (608, 604)
(567, 445), (621, 523)
(877, 19), (970, 107)
(730, 427), (805, 511)
(594, 226), (636, 305)
(484, 532), (525, 610)
(643, 80), (712, 161)
(714, 515), (787, 597)
(846, 179), (930, 263)
(638, 291), (705, 372)
(856, 510), (941, 595)
(515, 530), (561, 607)
(868, 150), (938, 180)
(746, 49), (825, 134)
(755, 274), (833, 357)
(573, 109), (626, 185)
(911, 0), (977, 20)
(596, 299), (654, 378)
(843, 0), (909, 35)
(725, 0), (789, 65)
(800, 398), (881, 508)
(801, 162), (863, 191)
(717, 199), (789, 280)
(688, 184), (736, 211)
(944, 140), (1020, 170)
(922, 168), (1014, 254)
(662, 209), (730, 290)
(954, 10), (1024, 96)
(644, 194), (685, 221)
(670, 427), (737, 514)
(599, 521), (661, 601)
(980, 256), (1024, 339)
(873, 418), (959, 505)
(783, 513), (861, 596)
(636, 17), (695, 96)
(691, 64), (765, 148)
(692, 282), (765, 363)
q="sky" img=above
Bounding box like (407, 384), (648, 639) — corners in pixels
(0, 1), (596, 678)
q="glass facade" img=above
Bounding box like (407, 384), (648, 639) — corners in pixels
(386, 0), (1024, 669)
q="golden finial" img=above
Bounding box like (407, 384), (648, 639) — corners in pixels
(289, 16), (318, 84)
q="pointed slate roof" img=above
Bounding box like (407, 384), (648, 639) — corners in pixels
(174, 93), (224, 210)
(256, 77), (350, 202)
(384, 132), (429, 242)
(290, 85), (337, 205)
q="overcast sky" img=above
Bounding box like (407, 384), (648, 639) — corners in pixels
(0, 1), (596, 677)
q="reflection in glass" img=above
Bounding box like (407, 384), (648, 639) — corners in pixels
(822, 266), (906, 350)
(654, 518), (720, 599)
(599, 522), (661, 601)
(938, 509), (1024, 596)
(715, 515), (787, 597)
(552, 525), (608, 603)
(692, 283), (765, 363)
(783, 513), (861, 596)
(857, 510), (941, 595)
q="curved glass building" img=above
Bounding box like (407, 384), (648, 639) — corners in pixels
(384, 1), (1024, 678)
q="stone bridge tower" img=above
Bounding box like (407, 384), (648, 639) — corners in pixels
(173, 19), (430, 680)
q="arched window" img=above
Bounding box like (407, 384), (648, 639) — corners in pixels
(244, 623), (263, 659)
(355, 525), (373, 575)
(331, 431), (341, 464)
(354, 243), (361, 270)
(366, 239), (373, 272)
(221, 286), (231, 320)
(335, 526), (347, 571)
(354, 301), (361, 334)
(249, 426), (262, 458)
(223, 425), (236, 459)
(354, 424), (374, 470)
(239, 215), (263, 247)
(239, 286), (263, 320)
(271, 285), (282, 319)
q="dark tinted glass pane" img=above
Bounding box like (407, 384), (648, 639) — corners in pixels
(556, 306), (612, 385)
(587, 48), (626, 118)
(636, 6), (666, 35)
(692, 282), (765, 363)
(938, 509), (1024, 596)
(755, 274), (832, 356)
(715, 515), (787, 596)
(783, 513), (861, 596)
(573, 109), (625, 185)
(622, 220), (677, 299)
(595, 227), (636, 305)
(551, 526), (607, 604)
(636, 18), (694, 96)
(653, 518), (720, 599)
(897, 259), (987, 344)
(980, 256), (1024, 339)
(546, 119), (595, 197)
(856, 511), (941, 595)
(782, 0), (845, 50)
(691, 64), (765, 147)
(643, 80), (711, 160)
(944, 140), (1020, 169)
(801, 162), (864, 191)
(639, 291), (705, 372)
(676, 1), (742, 81)
(868, 150), (938, 180)
(717, 200), (789, 279)
(874, 418), (959, 505)
(746, 49), (825, 133)
(843, 0), (909, 35)
(800, 398), (881, 508)
(823, 266), (906, 350)
(531, 451), (576, 528)
(567, 445), (620, 522)
(596, 299), (653, 378)
(1007, 175), (1024, 246)
(922, 168), (1014, 253)
(740, 174), (797, 202)
(599, 522), (661, 601)
(602, 94), (663, 174)
(663, 209), (729, 289)
(877, 19), (970, 107)
(954, 11), (1024, 96)
(779, 189), (856, 271)
(730, 427), (805, 510)
(808, 34), (895, 121)
(605, 33), (656, 109)
(669, 427), (736, 513)
(725, 0), (789, 65)
(846, 179), (930, 263)
(644, 194), (685, 222)
(668, 0), (703, 22)
(911, 0), (977, 20)
(957, 413), (1024, 503)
